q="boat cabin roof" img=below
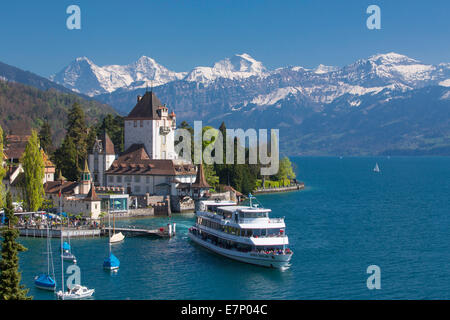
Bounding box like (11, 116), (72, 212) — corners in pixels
(217, 205), (271, 214)
(201, 200), (237, 207)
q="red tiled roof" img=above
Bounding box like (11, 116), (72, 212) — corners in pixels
(103, 131), (115, 155)
(44, 181), (79, 195)
(105, 144), (196, 176)
(84, 186), (100, 201)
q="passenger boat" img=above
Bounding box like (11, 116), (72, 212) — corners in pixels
(188, 196), (293, 269)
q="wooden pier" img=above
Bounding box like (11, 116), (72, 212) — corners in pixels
(102, 225), (175, 238)
(18, 223), (176, 239)
(18, 227), (101, 238)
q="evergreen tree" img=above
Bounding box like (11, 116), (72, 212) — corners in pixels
(0, 125), (6, 208)
(38, 120), (53, 156)
(54, 135), (78, 181)
(0, 191), (32, 300)
(98, 114), (124, 153)
(20, 130), (45, 212)
(66, 103), (88, 168)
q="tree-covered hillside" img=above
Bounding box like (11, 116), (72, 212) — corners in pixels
(0, 79), (117, 145)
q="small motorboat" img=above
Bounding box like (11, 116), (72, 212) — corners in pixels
(56, 285), (94, 300)
(34, 274), (56, 291)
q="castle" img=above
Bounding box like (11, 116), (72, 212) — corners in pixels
(89, 91), (210, 209)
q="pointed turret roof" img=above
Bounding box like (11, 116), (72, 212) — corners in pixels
(57, 170), (66, 182)
(84, 185), (100, 201)
(82, 159), (90, 174)
(191, 164), (210, 189)
(102, 131), (115, 155)
(126, 91), (164, 120)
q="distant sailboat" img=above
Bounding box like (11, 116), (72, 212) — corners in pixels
(373, 163), (380, 173)
(34, 217), (57, 291)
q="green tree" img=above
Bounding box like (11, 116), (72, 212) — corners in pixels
(54, 135), (78, 181)
(0, 125), (6, 208)
(0, 191), (32, 300)
(98, 114), (124, 153)
(20, 130), (45, 212)
(66, 103), (88, 169)
(38, 120), (53, 156)
(275, 157), (296, 182)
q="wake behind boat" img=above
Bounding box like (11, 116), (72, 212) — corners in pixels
(188, 196), (293, 269)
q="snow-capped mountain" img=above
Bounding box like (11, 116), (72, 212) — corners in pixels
(184, 53), (267, 83)
(51, 51), (450, 155)
(50, 56), (186, 96)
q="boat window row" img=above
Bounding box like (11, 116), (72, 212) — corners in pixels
(197, 217), (285, 237)
(237, 211), (269, 219)
(190, 228), (291, 255)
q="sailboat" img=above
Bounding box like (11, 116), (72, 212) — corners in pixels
(34, 217), (57, 291)
(109, 212), (124, 244)
(373, 162), (381, 173)
(56, 215), (94, 300)
(61, 218), (77, 263)
(103, 211), (120, 271)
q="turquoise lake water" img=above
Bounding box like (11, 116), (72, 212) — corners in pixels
(16, 157), (450, 299)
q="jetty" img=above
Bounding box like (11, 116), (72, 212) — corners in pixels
(102, 224), (176, 238)
(18, 223), (176, 239)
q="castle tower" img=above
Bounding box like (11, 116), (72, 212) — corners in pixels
(79, 159), (92, 195)
(88, 131), (116, 187)
(124, 91), (177, 160)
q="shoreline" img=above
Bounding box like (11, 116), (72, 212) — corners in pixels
(253, 183), (305, 194)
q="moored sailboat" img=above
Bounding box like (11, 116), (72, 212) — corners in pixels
(34, 215), (57, 291)
(103, 210), (120, 271)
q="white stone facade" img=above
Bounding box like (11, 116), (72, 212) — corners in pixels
(124, 114), (177, 160)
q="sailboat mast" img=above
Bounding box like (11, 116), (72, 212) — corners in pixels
(108, 207), (111, 254)
(60, 218), (64, 299)
(46, 220), (50, 275)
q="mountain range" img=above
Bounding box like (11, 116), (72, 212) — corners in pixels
(2, 52), (449, 155)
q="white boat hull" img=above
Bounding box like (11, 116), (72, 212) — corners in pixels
(56, 288), (94, 300)
(110, 232), (125, 244)
(188, 232), (292, 269)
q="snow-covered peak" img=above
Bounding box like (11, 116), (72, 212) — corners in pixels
(51, 56), (185, 96)
(368, 52), (419, 65)
(184, 53), (267, 83)
(314, 64), (339, 74)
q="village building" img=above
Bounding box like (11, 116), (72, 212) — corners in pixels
(3, 134), (55, 199)
(43, 161), (111, 219)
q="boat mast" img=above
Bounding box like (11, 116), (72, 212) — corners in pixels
(59, 187), (64, 299)
(60, 216), (64, 299)
(108, 205), (111, 254)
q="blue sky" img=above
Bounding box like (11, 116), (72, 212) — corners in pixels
(0, 0), (449, 77)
